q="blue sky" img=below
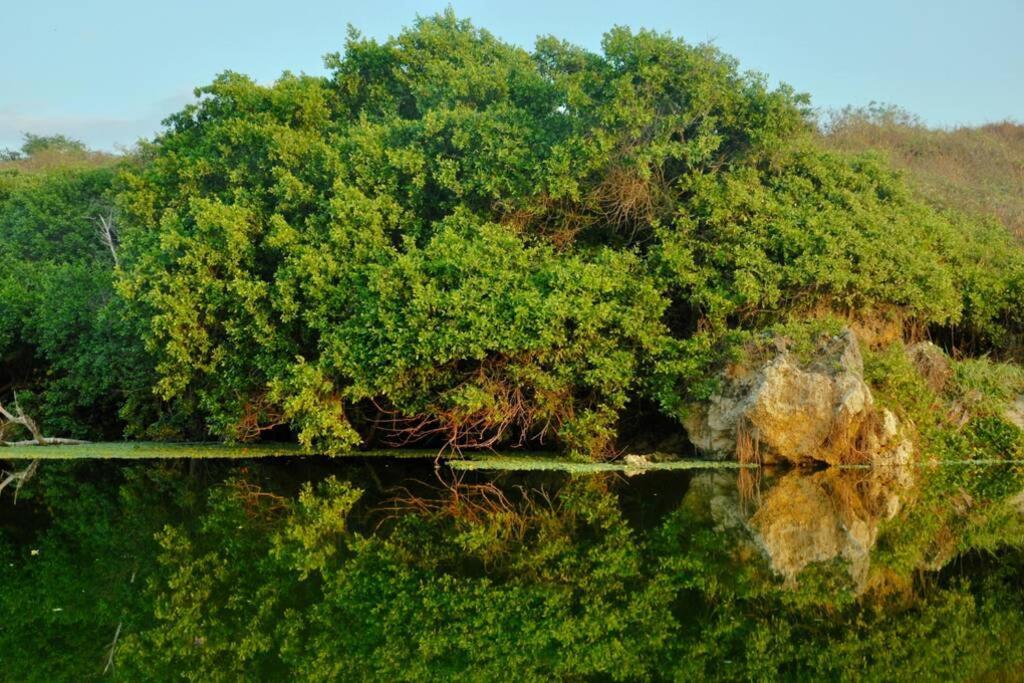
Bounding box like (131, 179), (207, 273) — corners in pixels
(3, 0), (1022, 151)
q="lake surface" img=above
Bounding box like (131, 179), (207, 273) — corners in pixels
(1, 456), (1023, 680)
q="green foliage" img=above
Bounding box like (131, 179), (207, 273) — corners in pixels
(0, 166), (156, 439)
(117, 14), (807, 452)
(949, 356), (1024, 416)
(109, 12), (1024, 455)
(3, 13), (1024, 454)
(654, 145), (965, 329)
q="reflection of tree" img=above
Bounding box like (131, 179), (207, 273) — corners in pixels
(2, 461), (1024, 680)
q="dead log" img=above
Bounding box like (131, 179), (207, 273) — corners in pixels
(0, 397), (89, 447)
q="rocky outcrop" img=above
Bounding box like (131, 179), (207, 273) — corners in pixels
(683, 329), (911, 466)
(1006, 395), (1024, 430)
(905, 341), (952, 392)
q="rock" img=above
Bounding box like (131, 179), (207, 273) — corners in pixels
(1005, 395), (1024, 430)
(684, 329), (912, 466)
(622, 454), (651, 469)
(622, 452), (680, 466)
(905, 341), (951, 392)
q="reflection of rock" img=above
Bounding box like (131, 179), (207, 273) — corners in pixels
(748, 469), (903, 589)
(686, 467), (908, 592)
(683, 329), (912, 466)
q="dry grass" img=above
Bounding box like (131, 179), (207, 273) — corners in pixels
(0, 148), (119, 174)
(823, 107), (1024, 239)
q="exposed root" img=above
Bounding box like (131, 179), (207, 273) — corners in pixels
(232, 393), (286, 443)
(735, 421), (763, 467)
(369, 358), (572, 455)
(821, 408), (885, 466)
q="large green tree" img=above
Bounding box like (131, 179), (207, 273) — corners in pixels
(114, 12), (1024, 454)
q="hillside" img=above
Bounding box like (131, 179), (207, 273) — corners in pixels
(823, 105), (1024, 238)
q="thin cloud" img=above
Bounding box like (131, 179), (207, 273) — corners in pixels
(0, 90), (196, 152)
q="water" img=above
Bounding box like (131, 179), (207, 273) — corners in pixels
(1, 457), (1023, 680)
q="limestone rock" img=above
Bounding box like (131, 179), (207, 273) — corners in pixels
(1006, 395), (1024, 430)
(905, 341), (952, 392)
(683, 329), (911, 466)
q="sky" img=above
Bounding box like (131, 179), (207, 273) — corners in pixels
(2, 0), (1022, 151)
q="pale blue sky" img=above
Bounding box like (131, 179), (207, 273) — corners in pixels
(3, 0), (1022, 151)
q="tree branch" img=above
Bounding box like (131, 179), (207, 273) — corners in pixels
(0, 395), (89, 447)
(97, 210), (119, 266)
(0, 397), (45, 445)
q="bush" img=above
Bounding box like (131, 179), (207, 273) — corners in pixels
(109, 13), (1024, 455)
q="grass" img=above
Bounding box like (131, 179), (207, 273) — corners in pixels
(0, 441), (755, 472)
(447, 455), (753, 473)
(1, 439), (1018, 471)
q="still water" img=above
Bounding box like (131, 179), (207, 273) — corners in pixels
(1, 457), (1023, 681)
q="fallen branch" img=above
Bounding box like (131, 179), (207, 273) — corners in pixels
(1, 438), (91, 447)
(97, 210), (119, 267)
(0, 396), (89, 447)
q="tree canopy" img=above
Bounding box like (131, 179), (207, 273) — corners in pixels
(1, 12), (1022, 453)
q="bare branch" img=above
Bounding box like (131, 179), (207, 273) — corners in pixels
(97, 210), (119, 266)
(0, 396), (46, 445)
(0, 395), (89, 447)
(0, 459), (39, 503)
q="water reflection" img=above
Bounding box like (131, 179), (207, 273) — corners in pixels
(1, 457), (1022, 680)
(685, 467), (909, 591)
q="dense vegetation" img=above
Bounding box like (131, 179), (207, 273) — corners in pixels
(0, 139), (154, 441)
(2, 12), (1023, 455)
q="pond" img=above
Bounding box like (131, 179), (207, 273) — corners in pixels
(1, 456), (1023, 680)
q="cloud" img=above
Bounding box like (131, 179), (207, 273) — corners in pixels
(0, 90), (196, 152)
